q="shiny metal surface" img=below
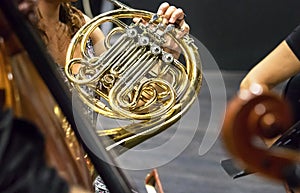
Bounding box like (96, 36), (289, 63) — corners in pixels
(65, 1), (202, 152)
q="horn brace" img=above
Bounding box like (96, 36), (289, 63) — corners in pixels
(65, 8), (202, 152)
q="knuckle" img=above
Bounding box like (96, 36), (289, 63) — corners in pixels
(169, 5), (176, 10)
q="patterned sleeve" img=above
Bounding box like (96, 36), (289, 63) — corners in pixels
(286, 25), (300, 60)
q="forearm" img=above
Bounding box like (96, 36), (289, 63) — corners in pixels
(240, 41), (300, 147)
(240, 41), (300, 91)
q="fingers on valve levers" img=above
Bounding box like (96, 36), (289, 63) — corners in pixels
(157, 2), (189, 37)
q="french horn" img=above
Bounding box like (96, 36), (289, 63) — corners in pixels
(65, 0), (202, 153)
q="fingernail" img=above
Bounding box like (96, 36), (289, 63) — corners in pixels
(157, 10), (162, 15)
(163, 18), (168, 25)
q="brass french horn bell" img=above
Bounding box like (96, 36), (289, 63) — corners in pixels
(65, 0), (202, 153)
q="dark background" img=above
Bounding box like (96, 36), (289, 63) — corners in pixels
(75, 0), (300, 70)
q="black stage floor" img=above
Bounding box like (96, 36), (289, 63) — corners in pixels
(112, 70), (286, 193)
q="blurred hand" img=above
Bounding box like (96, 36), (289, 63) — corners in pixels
(0, 0), (37, 55)
(17, 0), (37, 24)
(0, 0), (37, 37)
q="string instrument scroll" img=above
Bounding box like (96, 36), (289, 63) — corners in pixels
(222, 83), (300, 189)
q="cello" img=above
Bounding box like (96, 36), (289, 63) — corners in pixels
(221, 83), (300, 192)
